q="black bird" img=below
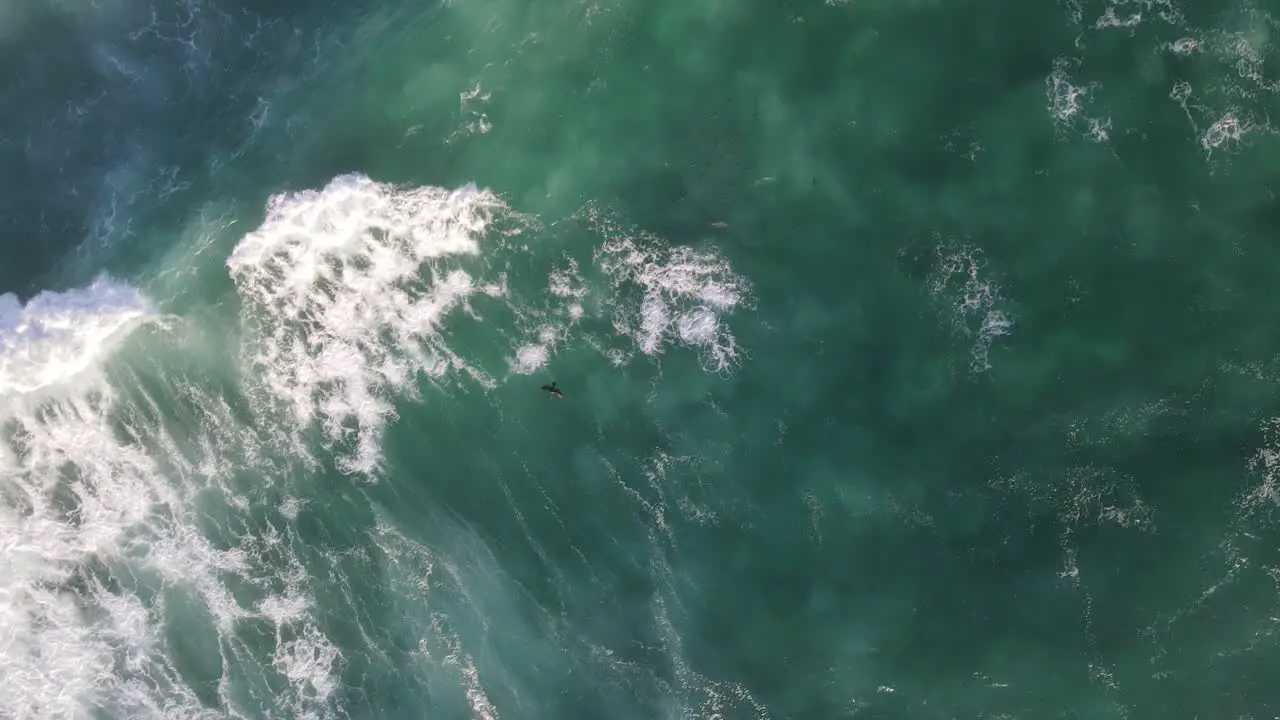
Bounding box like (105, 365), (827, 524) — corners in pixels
(540, 381), (563, 398)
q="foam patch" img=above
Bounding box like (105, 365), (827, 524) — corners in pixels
(228, 174), (508, 474)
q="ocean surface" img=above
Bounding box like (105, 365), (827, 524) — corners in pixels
(3, 0), (1280, 718)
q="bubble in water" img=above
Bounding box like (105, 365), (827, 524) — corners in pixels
(510, 342), (551, 374)
(676, 306), (718, 345)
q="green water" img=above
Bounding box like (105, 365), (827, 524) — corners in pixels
(3, 0), (1280, 718)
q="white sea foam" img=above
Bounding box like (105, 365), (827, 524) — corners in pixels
(449, 83), (494, 142)
(227, 173), (507, 475)
(229, 176), (752, 467)
(505, 259), (588, 375)
(1053, 0), (1280, 165)
(927, 241), (1013, 373)
(1094, 6), (1142, 29)
(675, 306), (718, 345)
(510, 337), (552, 375)
(1045, 56), (1111, 144)
(588, 209), (747, 373)
(0, 280), (161, 718)
(0, 275), (155, 410)
(1200, 110), (1255, 151)
(272, 623), (343, 714)
(0, 279), (345, 719)
(1246, 417), (1280, 510)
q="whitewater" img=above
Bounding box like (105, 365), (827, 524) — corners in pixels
(1, 173), (753, 718)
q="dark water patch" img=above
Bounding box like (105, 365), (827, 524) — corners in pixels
(0, 0), (384, 297)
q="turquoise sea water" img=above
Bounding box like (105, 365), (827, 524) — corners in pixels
(5, 0), (1280, 717)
